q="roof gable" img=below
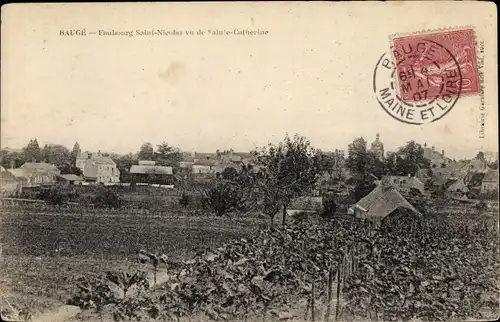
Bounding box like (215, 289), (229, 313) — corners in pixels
(354, 184), (421, 218)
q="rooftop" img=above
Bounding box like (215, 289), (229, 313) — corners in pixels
(20, 162), (60, 171)
(57, 174), (84, 181)
(483, 169), (499, 183)
(289, 196), (323, 211)
(130, 165), (173, 175)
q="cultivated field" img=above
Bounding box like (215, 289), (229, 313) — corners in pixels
(0, 208), (266, 317)
(1, 189), (499, 321)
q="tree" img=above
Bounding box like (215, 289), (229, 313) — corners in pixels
(60, 163), (83, 176)
(71, 142), (81, 165)
(138, 143), (154, 160)
(112, 153), (136, 182)
(221, 167), (239, 181)
(385, 151), (398, 174)
(202, 181), (244, 216)
(47, 144), (72, 169)
(0, 150), (26, 169)
(385, 141), (430, 176)
(332, 149), (346, 182)
(345, 137), (369, 176)
(352, 174), (377, 201)
(346, 137), (386, 178)
(93, 186), (122, 209)
(318, 151), (336, 176)
(154, 142), (182, 166)
(254, 134), (321, 225)
(321, 193), (337, 218)
(24, 139), (42, 162)
(41, 144), (50, 163)
(394, 141), (429, 175)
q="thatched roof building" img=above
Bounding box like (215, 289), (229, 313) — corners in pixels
(349, 182), (421, 220)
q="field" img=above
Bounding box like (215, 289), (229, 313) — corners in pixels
(0, 208), (266, 317)
(56, 211), (499, 322)
(1, 187), (499, 321)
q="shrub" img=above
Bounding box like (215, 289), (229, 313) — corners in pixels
(321, 194), (337, 218)
(93, 186), (122, 209)
(476, 200), (488, 211)
(179, 193), (192, 208)
(478, 188), (499, 201)
(352, 176), (377, 202)
(38, 185), (74, 205)
(202, 182), (244, 216)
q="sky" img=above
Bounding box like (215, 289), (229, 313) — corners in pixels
(1, 2), (498, 160)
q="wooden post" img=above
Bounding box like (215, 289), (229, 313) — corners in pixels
(311, 273), (316, 322)
(304, 299), (310, 321)
(282, 204), (287, 226)
(335, 261), (342, 321)
(324, 268), (334, 322)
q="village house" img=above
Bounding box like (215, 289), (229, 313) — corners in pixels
(129, 160), (173, 184)
(349, 183), (421, 220)
(0, 170), (21, 196)
(415, 168), (432, 184)
(21, 162), (61, 174)
(76, 152), (91, 171)
(423, 144), (451, 168)
(429, 160), (470, 181)
(177, 161), (194, 181)
(481, 169), (499, 193)
(381, 175), (425, 194)
(194, 152), (218, 162)
(466, 154), (490, 173)
(55, 174), (84, 186)
(286, 196), (324, 218)
(446, 178), (470, 198)
(192, 159), (218, 175)
(81, 152), (120, 183)
(7, 162), (60, 188)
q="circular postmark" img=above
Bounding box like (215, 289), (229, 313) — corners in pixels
(373, 38), (463, 125)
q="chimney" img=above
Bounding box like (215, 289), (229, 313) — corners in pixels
(442, 150), (445, 157)
(432, 146), (435, 151)
(9, 160), (15, 169)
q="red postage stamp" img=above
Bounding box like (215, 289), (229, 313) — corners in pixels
(391, 29), (480, 102)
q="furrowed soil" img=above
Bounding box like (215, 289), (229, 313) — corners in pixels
(0, 210), (266, 315)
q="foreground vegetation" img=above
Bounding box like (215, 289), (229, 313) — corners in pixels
(67, 212), (499, 321)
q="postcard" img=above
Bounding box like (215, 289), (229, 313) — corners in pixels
(1, 2), (498, 322)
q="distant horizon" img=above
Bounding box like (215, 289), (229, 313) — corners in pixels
(1, 134), (497, 161)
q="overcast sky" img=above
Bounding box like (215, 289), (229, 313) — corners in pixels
(1, 2), (497, 160)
